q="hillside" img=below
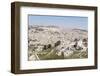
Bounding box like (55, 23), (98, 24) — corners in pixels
(28, 25), (88, 61)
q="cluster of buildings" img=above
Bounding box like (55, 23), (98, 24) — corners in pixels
(28, 25), (88, 60)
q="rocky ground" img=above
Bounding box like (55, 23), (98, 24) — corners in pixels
(28, 25), (88, 61)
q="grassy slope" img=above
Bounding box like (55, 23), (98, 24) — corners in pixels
(37, 49), (88, 60)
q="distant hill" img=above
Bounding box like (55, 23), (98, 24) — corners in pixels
(72, 28), (87, 32)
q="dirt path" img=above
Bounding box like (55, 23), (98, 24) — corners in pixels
(29, 52), (40, 60)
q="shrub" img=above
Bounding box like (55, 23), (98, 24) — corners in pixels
(54, 40), (61, 47)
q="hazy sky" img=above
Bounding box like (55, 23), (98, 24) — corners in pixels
(28, 15), (88, 30)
